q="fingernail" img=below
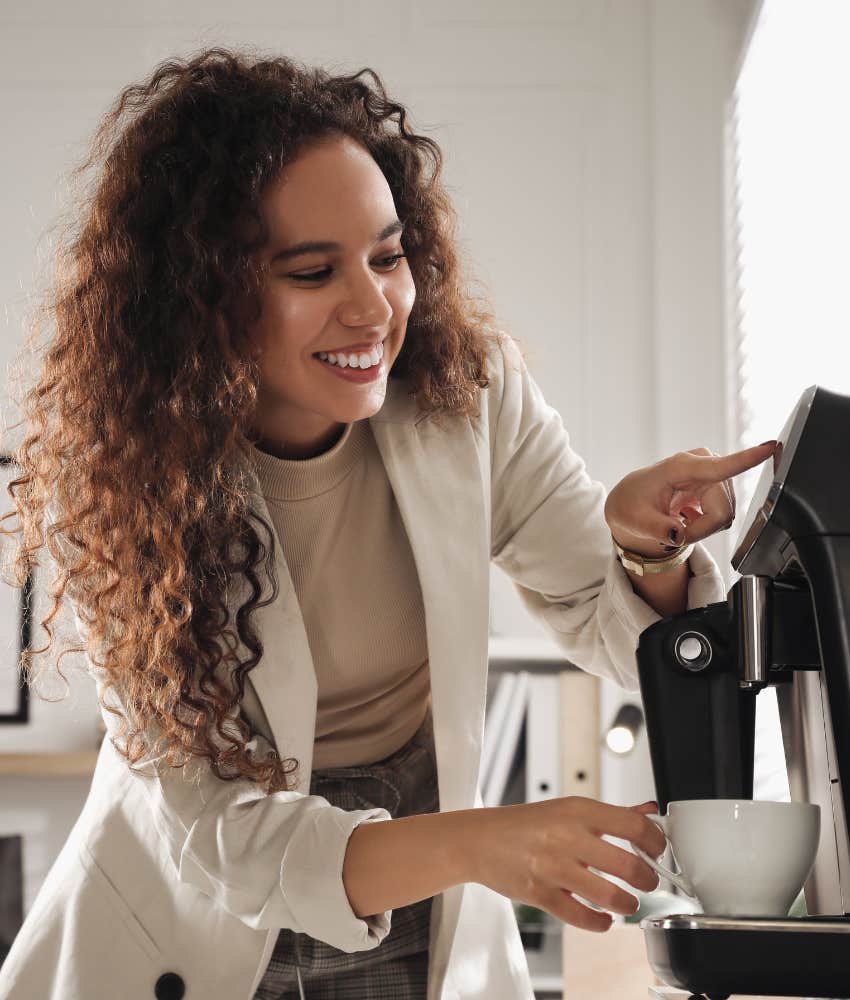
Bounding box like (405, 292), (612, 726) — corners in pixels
(759, 440), (777, 448)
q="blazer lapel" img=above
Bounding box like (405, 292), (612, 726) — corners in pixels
(234, 478), (319, 792)
(233, 373), (491, 835)
(369, 385), (491, 817)
(370, 379), (492, 987)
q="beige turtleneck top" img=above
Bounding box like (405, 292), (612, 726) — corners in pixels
(248, 419), (431, 769)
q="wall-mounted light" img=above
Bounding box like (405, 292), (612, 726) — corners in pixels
(604, 703), (644, 755)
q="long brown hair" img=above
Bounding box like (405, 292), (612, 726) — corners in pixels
(2, 46), (504, 792)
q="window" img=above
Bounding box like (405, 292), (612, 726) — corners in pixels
(729, 0), (850, 800)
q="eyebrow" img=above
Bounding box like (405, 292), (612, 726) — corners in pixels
(269, 219), (405, 264)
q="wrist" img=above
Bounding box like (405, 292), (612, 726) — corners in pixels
(609, 529), (663, 560)
(625, 557), (692, 617)
(343, 808), (479, 917)
(614, 536), (694, 578)
(447, 807), (490, 886)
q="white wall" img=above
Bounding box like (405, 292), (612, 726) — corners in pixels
(0, 0), (758, 906)
(485, 0), (760, 804)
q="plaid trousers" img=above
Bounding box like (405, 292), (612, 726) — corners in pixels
(254, 708), (439, 1000)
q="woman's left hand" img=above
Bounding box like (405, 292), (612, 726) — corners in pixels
(604, 441), (778, 558)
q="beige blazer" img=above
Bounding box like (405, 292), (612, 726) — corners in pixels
(0, 336), (726, 1000)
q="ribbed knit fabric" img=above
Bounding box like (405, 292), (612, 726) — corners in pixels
(248, 420), (431, 768)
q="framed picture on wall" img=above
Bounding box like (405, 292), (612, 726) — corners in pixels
(0, 835), (23, 969)
(0, 454), (31, 725)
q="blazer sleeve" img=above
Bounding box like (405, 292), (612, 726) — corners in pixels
(99, 634), (391, 950)
(48, 511), (392, 953)
(488, 335), (727, 692)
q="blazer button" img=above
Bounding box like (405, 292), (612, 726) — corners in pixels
(154, 972), (185, 1000)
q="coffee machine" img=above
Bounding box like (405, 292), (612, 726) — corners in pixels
(636, 385), (850, 999)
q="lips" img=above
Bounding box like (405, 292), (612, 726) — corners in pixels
(313, 336), (387, 356)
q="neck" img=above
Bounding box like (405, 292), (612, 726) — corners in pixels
(253, 421), (347, 460)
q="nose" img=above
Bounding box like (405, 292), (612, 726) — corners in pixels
(337, 265), (393, 329)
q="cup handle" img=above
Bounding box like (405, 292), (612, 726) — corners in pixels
(634, 814), (697, 900)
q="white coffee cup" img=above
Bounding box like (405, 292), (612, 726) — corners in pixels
(633, 799), (820, 917)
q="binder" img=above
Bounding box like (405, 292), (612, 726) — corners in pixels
(483, 670), (529, 807)
(480, 671), (517, 791)
(560, 670), (600, 798)
(525, 674), (561, 801)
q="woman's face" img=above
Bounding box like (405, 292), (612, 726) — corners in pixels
(247, 133), (416, 458)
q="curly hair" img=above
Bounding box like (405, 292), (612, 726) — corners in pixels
(1, 45), (506, 793)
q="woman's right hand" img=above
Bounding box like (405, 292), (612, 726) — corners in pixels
(468, 796), (667, 932)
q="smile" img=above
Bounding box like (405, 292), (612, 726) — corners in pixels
(312, 339), (388, 385)
(313, 340), (385, 370)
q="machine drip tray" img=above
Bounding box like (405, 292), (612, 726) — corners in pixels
(642, 914), (850, 998)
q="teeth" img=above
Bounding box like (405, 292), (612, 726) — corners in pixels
(316, 341), (385, 370)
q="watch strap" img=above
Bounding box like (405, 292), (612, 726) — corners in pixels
(613, 538), (695, 576)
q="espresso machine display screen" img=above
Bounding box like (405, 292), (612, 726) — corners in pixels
(729, 386), (810, 576)
(637, 385), (850, 999)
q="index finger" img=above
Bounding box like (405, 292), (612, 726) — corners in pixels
(682, 441), (776, 484)
(584, 800), (667, 859)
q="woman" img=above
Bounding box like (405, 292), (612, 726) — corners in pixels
(0, 48), (775, 1000)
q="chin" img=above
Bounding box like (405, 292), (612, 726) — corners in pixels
(343, 399), (386, 423)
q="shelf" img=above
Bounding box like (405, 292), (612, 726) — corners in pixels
(529, 972), (563, 991)
(0, 645), (572, 777)
(488, 635), (577, 673)
(0, 751), (98, 777)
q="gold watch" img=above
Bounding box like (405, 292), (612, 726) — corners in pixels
(613, 538), (695, 576)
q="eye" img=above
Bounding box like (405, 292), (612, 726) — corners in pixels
(288, 253), (407, 284)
